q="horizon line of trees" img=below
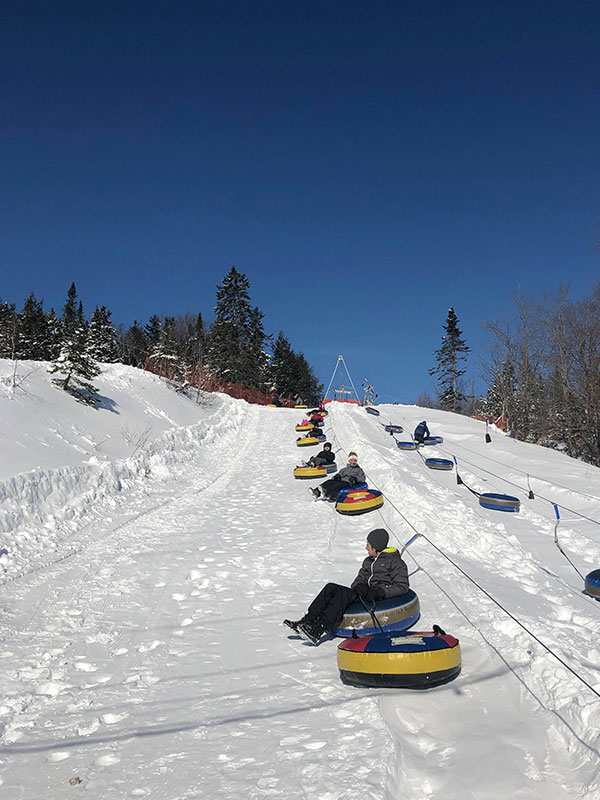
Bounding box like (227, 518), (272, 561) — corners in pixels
(0, 266), (323, 406)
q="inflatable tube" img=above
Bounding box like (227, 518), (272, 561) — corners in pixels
(422, 436), (443, 446)
(397, 441), (417, 451)
(338, 630), (461, 689)
(479, 492), (520, 512)
(335, 483), (368, 499)
(365, 407), (380, 416)
(295, 404), (308, 409)
(325, 462), (338, 474)
(384, 424), (403, 433)
(334, 590), (420, 637)
(425, 458), (453, 471)
(293, 465), (328, 479)
(296, 436), (322, 447)
(584, 569), (600, 599)
(295, 423), (312, 432)
(336, 489), (384, 516)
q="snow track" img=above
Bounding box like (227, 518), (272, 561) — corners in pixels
(1, 388), (600, 798)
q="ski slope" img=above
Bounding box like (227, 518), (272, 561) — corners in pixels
(1, 361), (599, 799)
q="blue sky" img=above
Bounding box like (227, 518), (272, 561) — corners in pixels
(1, 1), (599, 402)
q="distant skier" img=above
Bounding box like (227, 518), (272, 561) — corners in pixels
(310, 452), (365, 499)
(283, 528), (410, 645)
(413, 420), (430, 445)
(304, 442), (335, 468)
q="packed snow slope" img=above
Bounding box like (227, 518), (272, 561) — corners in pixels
(1, 359), (600, 799)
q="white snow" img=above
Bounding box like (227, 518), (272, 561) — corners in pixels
(1, 359), (599, 798)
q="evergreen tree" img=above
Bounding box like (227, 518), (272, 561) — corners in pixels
(88, 306), (120, 362)
(241, 306), (270, 389)
(62, 282), (80, 337)
(48, 325), (101, 404)
(270, 332), (296, 397)
(17, 292), (49, 360)
(45, 309), (63, 360)
(120, 320), (148, 367)
(429, 307), (470, 412)
(145, 315), (162, 350)
(181, 313), (206, 370)
(207, 266), (253, 383)
(151, 316), (186, 385)
(0, 300), (17, 359)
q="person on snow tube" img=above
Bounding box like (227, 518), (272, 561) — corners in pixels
(310, 452), (365, 499)
(283, 529), (409, 645)
(303, 442), (335, 468)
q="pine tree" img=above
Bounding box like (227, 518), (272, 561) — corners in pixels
(151, 316), (186, 385)
(145, 315), (162, 350)
(88, 306), (120, 362)
(241, 306), (270, 389)
(0, 300), (18, 359)
(429, 307), (470, 412)
(270, 332), (296, 398)
(45, 309), (63, 360)
(62, 282), (80, 337)
(17, 292), (49, 360)
(120, 320), (148, 367)
(206, 266), (253, 384)
(48, 325), (101, 404)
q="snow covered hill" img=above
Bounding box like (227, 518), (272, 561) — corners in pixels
(1, 360), (599, 799)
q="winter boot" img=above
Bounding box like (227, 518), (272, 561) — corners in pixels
(296, 620), (324, 645)
(310, 486), (321, 499)
(283, 618), (305, 633)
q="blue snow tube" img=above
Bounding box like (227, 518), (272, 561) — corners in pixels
(365, 407), (380, 416)
(334, 590), (420, 637)
(479, 492), (520, 512)
(584, 569), (600, 599)
(422, 436), (443, 446)
(425, 458), (453, 471)
(384, 424), (403, 433)
(397, 441), (417, 451)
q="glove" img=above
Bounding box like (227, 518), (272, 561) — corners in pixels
(347, 476), (358, 486)
(353, 584), (369, 599)
(365, 587), (385, 602)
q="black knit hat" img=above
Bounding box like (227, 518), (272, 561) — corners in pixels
(323, 442), (332, 449)
(367, 528), (389, 552)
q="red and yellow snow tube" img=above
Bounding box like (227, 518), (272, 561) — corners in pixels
(337, 630), (461, 689)
(335, 488), (383, 515)
(295, 423), (313, 432)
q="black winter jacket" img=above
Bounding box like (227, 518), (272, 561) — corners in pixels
(351, 548), (409, 598)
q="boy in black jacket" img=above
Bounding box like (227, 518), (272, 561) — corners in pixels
(283, 529), (409, 645)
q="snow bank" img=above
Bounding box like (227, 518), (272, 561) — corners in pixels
(0, 360), (248, 582)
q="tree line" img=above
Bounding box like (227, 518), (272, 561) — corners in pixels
(0, 266), (323, 405)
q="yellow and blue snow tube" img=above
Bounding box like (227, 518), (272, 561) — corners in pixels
(295, 404), (308, 409)
(293, 465), (328, 479)
(334, 590), (420, 637)
(335, 488), (384, 515)
(295, 423), (313, 432)
(296, 436), (325, 447)
(337, 630), (461, 689)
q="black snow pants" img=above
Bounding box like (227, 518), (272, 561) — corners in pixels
(306, 582), (357, 631)
(320, 477), (351, 499)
